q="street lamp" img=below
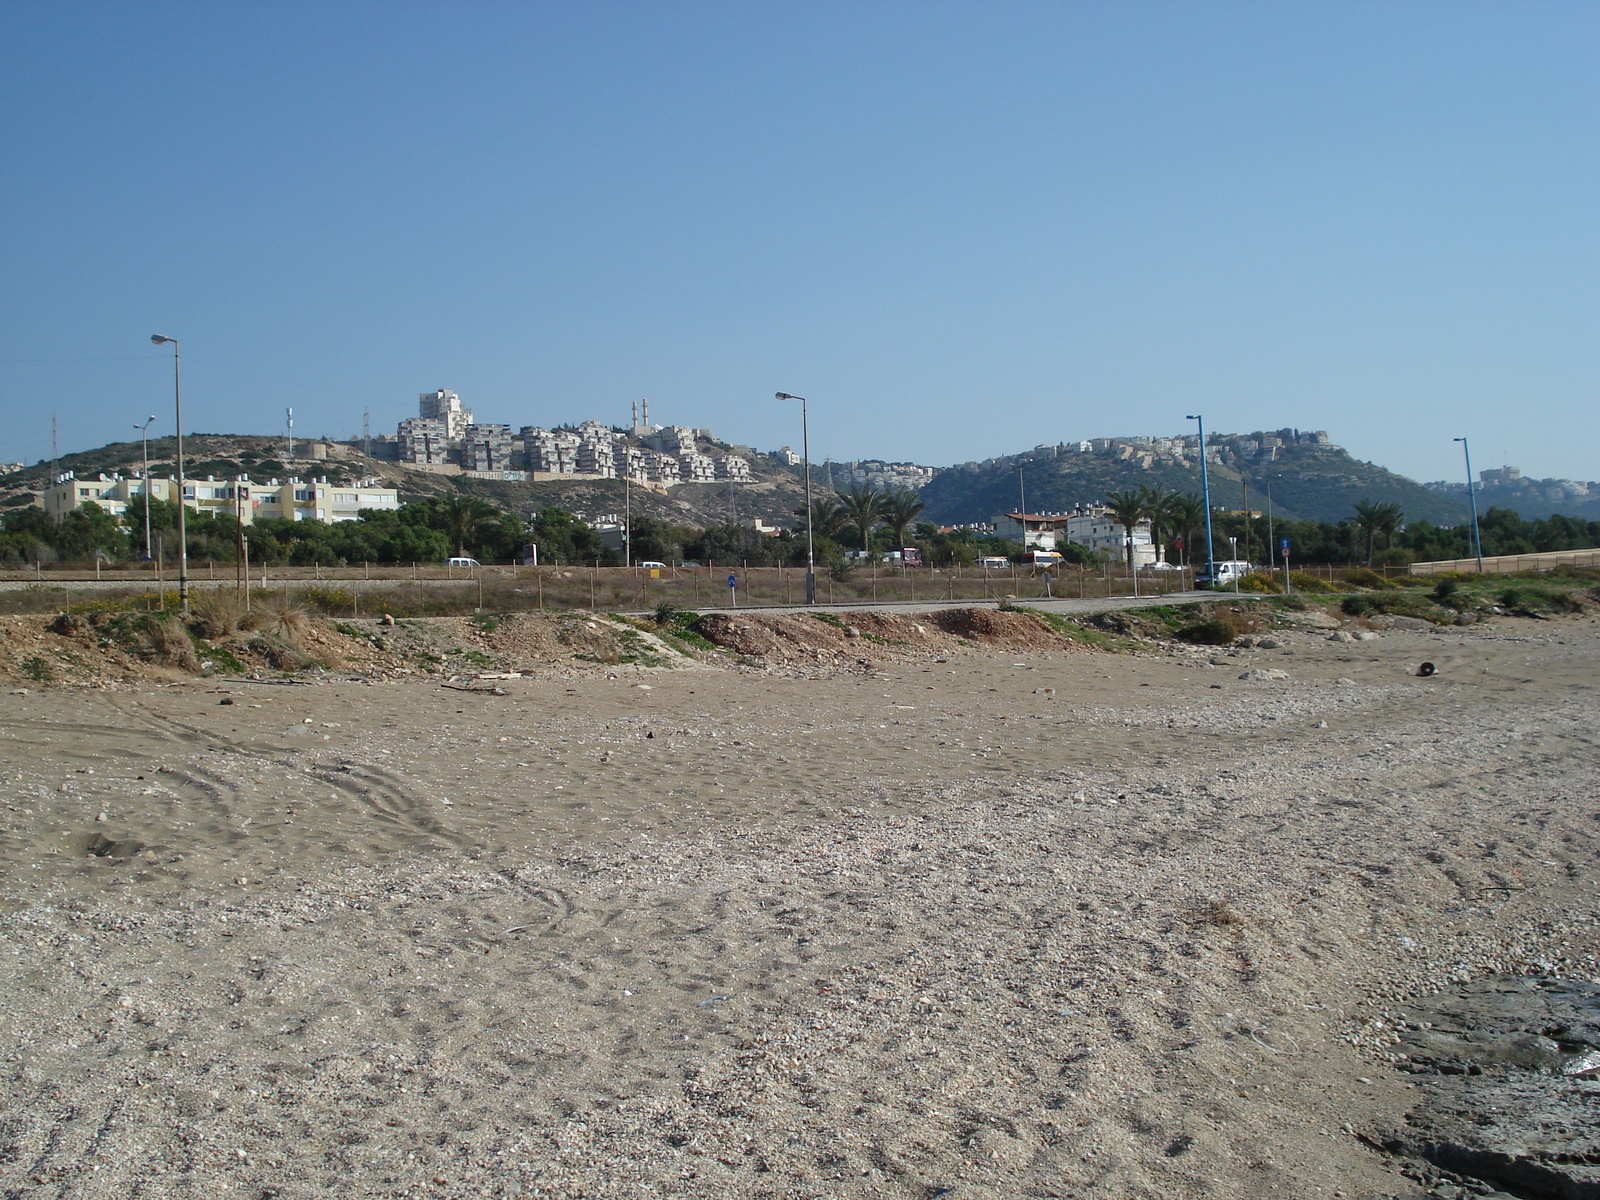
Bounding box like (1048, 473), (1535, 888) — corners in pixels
(135, 414), (156, 561)
(1454, 437), (1484, 573)
(1186, 414), (1216, 579)
(150, 336), (188, 612)
(776, 393), (815, 604)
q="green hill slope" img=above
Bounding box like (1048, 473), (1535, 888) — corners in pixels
(918, 436), (1469, 527)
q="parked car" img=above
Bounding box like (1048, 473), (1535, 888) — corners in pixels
(1195, 560), (1252, 587)
(444, 557), (481, 569)
(636, 561), (667, 569)
(1140, 561), (1180, 571)
(677, 561), (701, 568)
(978, 556), (1011, 570)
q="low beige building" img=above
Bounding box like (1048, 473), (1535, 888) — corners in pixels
(39, 473), (399, 525)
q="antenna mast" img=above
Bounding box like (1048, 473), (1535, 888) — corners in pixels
(286, 408), (295, 461)
(362, 408), (372, 468)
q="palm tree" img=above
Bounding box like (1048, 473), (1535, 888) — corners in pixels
(429, 494), (500, 557)
(1165, 492), (1206, 566)
(795, 497), (849, 543)
(880, 488), (925, 550)
(1103, 489), (1148, 575)
(1377, 501), (1404, 551)
(1139, 484), (1178, 563)
(835, 484), (884, 554)
(1352, 499), (1402, 566)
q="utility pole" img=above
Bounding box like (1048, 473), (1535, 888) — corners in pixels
(1187, 415), (1216, 571)
(1018, 465), (1027, 554)
(150, 336), (189, 611)
(1241, 478), (1250, 563)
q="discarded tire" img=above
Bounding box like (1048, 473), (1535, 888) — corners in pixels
(1417, 661), (1436, 677)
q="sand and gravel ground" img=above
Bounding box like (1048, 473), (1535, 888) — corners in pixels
(2, 609), (1598, 1199)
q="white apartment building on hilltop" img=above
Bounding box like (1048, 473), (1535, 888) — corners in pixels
(397, 390), (752, 486)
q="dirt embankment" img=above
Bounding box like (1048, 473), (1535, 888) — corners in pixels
(0, 602), (1117, 689)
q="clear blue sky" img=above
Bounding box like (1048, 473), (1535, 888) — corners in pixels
(3, 1), (1595, 485)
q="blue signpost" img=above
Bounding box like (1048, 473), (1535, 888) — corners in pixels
(727, 573), (738, 606)
(1280, 538), (1291, 593)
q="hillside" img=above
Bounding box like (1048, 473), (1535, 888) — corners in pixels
(0, 435), (813, 531)
(918, 435), (1470, 527)
(1426, 477), (1600, 523)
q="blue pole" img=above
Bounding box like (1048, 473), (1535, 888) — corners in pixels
(1455, 437), (1483, 572)
(1188, 414), (1215, 572)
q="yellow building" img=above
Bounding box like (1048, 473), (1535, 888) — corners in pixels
(39, 473), (400, 525)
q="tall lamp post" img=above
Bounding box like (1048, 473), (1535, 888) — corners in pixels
(1186, 414), (1216, 576)
(135, 414), (156, 562)
(150, 336), (188, 611)
(1454, 436), (1484, 573)
(775, 393), (815, 604)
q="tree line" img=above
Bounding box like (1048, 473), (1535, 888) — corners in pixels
(3, 484), (1597, 571)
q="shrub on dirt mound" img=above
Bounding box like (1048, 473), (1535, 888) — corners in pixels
(139, 614), (201, 673)
(1175, 619), (1235, 646)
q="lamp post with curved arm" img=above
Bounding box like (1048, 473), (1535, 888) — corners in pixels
(1454, 437), (1484, 573)
(776, 393), (815, 604)
(150, 336), (188, 611)
(135, 414), (156, 561)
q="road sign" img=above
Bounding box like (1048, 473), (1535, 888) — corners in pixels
(1280, 537), (1290, 551)
(727, 573), (737, 589)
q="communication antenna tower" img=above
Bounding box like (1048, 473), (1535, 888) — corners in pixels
(363, 408), (372, 465)
(286, 408), (294, 461)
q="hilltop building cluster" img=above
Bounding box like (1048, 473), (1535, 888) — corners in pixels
(1426, 465), (1596, 506)
(957, 428), (1335, 473)
(824, 460), (938, 492)
(390, 391), (752, 488)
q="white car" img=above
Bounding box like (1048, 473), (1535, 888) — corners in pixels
(444, 557), (481, 569)
(1195, 560), (1252, 587)
(636, 561), (667, 569)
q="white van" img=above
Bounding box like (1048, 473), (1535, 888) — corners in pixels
(636, 561), (667, 569)
(1195, 560), (1251, 587)
(979, 556), (1011, 570)
(444, 557), (481, 569)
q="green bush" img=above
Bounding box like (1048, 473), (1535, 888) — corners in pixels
(1342, 567), (1398, 590)
(1342, 590), (1453, 623)
(1174, 619), (1235, 646)
(1238, 571), (1283, 594)
(300, 586), (354, 615)
(1284, 572), (1339, 593)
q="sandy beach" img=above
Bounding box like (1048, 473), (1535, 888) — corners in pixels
(2, 607), (1597, 1199)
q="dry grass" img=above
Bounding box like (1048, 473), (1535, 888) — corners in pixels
(137, 614), (201, 673)
(242, 598), (311, 646)
(188, 590), (245, 639)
